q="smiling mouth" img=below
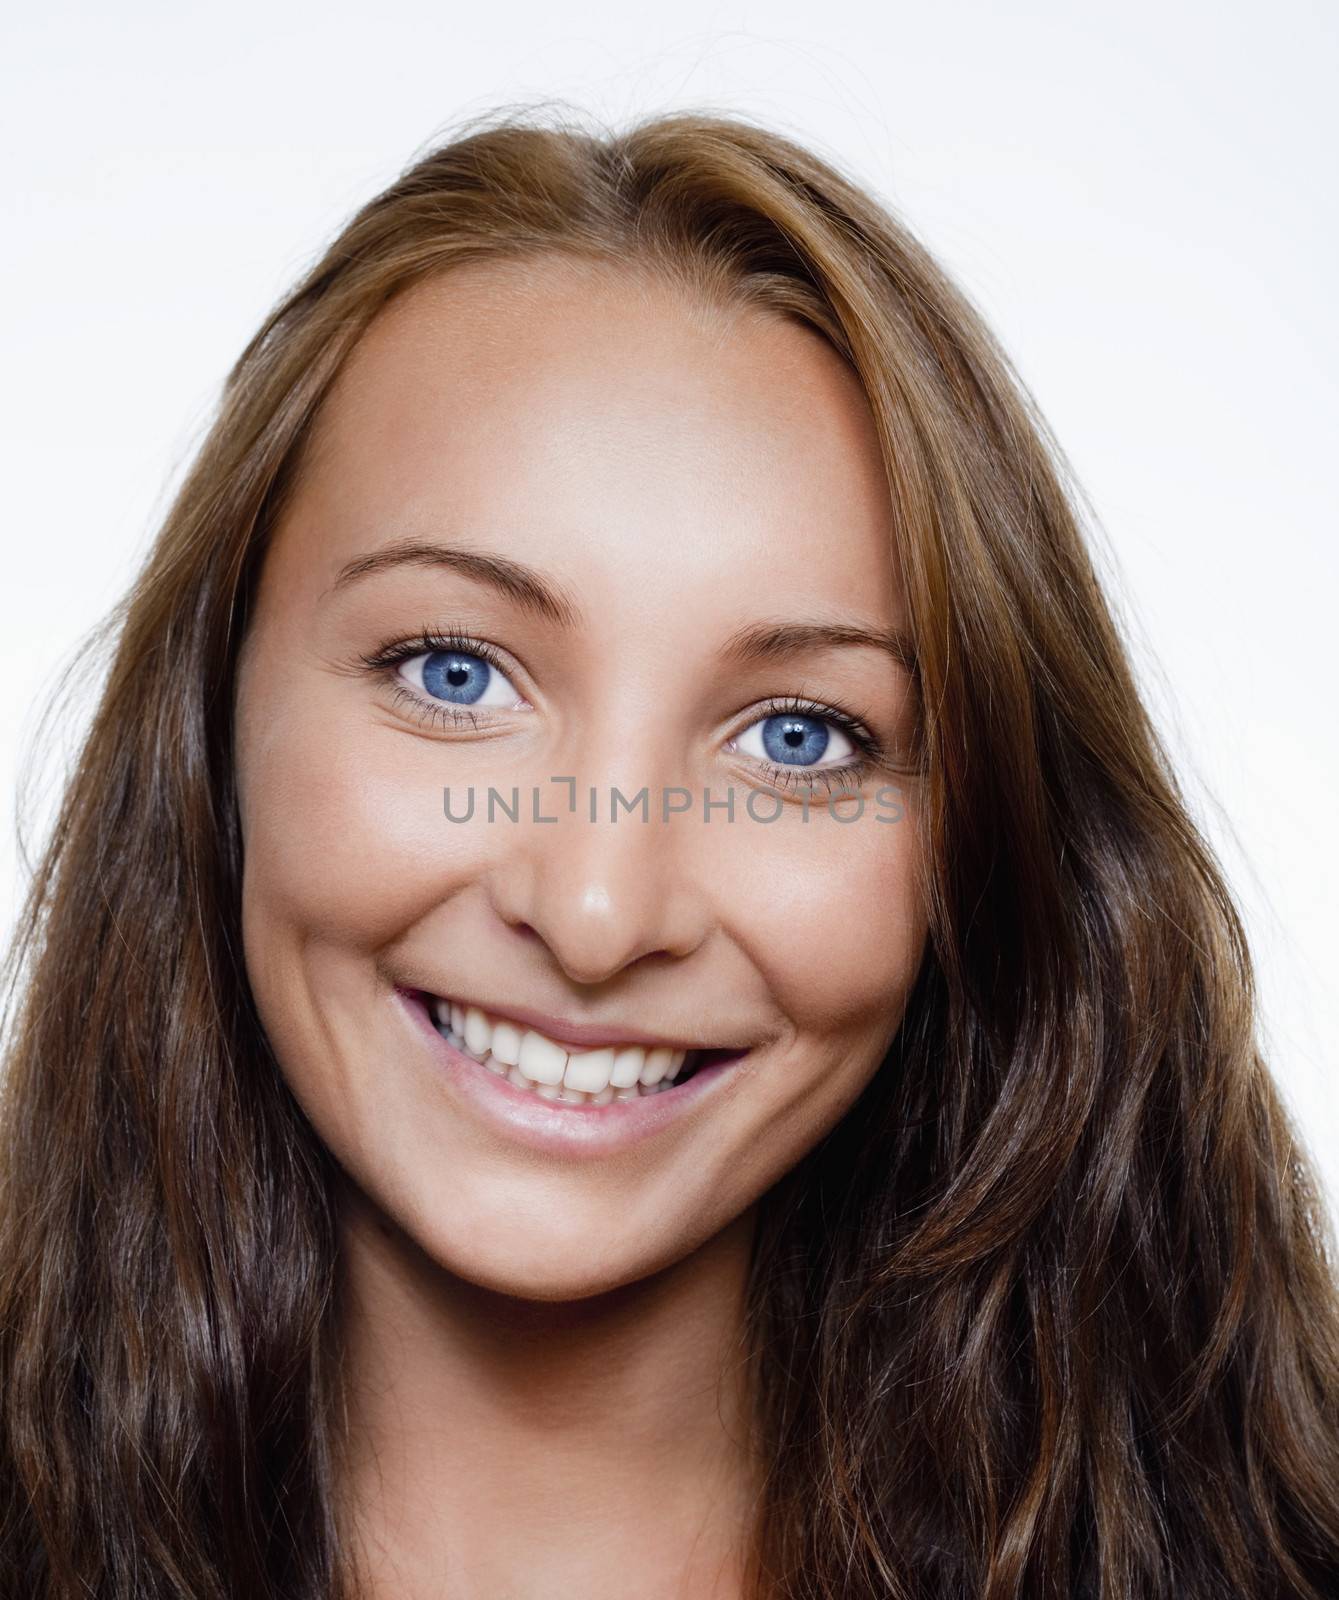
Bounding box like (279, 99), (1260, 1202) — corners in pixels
(420, 991), (742, 1106)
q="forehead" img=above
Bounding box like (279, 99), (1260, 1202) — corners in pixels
(275, 256), (903, 626)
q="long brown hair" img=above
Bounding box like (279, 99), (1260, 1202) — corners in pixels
(3, 104), (1337, 1599)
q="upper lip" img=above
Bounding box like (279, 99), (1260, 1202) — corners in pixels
(414, 987), (748, 1053)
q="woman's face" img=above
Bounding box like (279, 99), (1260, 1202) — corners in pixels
(234, 257), (927, 1301)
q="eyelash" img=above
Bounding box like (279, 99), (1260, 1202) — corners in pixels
(358, 625), (890, 794)
(360, 625), (518, 735)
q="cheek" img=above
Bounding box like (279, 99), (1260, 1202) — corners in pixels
(236, 669), (484, 952)
(708, 786), (927, 1047)
(665, 789), (928, 1222)
(233, 665), (492, 1153)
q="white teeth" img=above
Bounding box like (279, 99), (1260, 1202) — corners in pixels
(429, 995), (699, 1103)
(517, 1030), (567, 1085)
(564, 1047), (615, 1094)
(610, 1046), (646, 1087)
(490, 1020), (522, 1066)
(641, 1047), (673, 1086)
(463, 1006), (490, 1057)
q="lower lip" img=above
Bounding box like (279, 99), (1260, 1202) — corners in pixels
(397, 988), (749, 1160)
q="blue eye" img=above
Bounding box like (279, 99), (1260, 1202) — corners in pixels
(397, 648), (523, 710)
(364, 630), (884, 786)
(733, 710), (856, 770)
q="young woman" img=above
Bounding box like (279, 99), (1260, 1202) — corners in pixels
(2, 107), (1336, 1599)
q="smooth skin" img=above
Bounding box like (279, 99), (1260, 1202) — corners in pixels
(233, 256), (928, 1599)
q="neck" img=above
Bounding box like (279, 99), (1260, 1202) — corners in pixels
(332, 1176), (764, 1600)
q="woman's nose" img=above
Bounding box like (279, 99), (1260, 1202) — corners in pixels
(480, 776), (716, 987)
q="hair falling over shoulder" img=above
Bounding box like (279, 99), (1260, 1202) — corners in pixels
(1, 103), (1337, 1598)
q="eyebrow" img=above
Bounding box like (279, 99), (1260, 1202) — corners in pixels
(328, 538), (583, 628)
(717, 619), (916, 674)
(329, 538), (916, 673)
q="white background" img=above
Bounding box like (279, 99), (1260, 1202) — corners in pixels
(2, 3), (1336, 1214)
